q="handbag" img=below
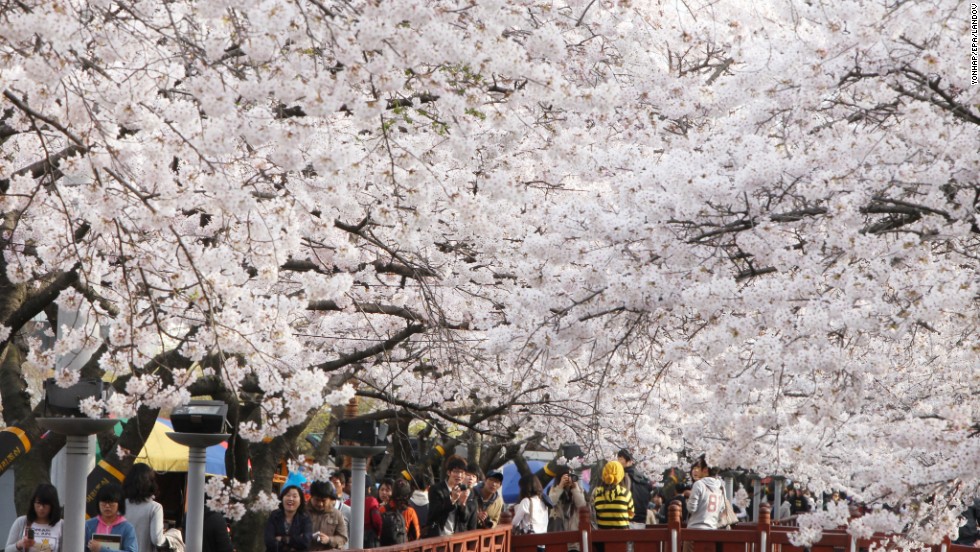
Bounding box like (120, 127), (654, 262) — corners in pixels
(719, 492), (739, 527)
(514, 498), (537, 535)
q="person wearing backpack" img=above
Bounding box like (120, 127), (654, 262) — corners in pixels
(379, 480), (419, 544)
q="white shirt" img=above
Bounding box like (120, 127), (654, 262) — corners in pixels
(512, 497), (548, 534)
(5, 518), (62, 552)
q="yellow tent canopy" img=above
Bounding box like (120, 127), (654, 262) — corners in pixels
(125, 418), (228, 475)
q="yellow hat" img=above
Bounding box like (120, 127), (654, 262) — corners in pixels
(602, 460), (625, 485)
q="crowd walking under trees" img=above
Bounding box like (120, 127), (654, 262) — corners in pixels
(4, 446), (980, 552)
(0, 0), (979, 549)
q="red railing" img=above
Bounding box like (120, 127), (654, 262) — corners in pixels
(366, 521), (510, 552)
(357, 502), (964, 552)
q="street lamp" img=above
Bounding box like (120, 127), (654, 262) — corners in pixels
(771, 475), (787, 521)
(334, 420), (388, 549)
(719, 469), (739, 503)
(37, 378), (116, 552)
(749, 473), (763, 522)
(167, 401), (229, 552)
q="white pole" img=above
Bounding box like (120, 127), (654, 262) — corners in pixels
(63, 435), (92, 552)
(185, 446), (207, 552)
(350, 457), (367, 549)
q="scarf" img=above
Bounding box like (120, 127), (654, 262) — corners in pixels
(96, 515), (128, 535)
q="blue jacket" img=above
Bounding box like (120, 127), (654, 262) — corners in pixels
(84, 517), (138, 552)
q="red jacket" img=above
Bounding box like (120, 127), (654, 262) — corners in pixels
(345, 496), (383, 536)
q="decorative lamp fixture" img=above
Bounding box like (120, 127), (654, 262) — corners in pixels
(170, 400), (228, 434)
(42, 378), (112, 417)
(338, 419), (389, 446)
(166, 400), (230, 552)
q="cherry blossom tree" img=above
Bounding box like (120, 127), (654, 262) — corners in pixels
(1, 0), (978, 547)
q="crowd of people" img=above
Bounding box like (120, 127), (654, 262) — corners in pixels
(4, 464), (217, 552)
(257, 451), (980, 551)
(6, 454), (978, 552)
(262, 455), (510, 551)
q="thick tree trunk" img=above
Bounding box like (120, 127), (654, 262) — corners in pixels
(231, 425), (305, 552)
(0, 343), (58, 512)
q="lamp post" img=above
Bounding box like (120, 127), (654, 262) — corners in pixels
(37, 417), (116, 552)
(751, 474), (763, 522)
(334, 445), (386, 549)
(38, 378), (115, 552)
(167, 400), (229, 552)
(772, 476), (786, 521)
(167, 432), (229, 552)
(335, 418), (388, 549)
(720, 469), (736, 502)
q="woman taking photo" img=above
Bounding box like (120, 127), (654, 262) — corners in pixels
(5, 483), (63, 552)
(85, 483), (138, 552)
(123, 464), (167, 552)
(264, 485), (313, 552)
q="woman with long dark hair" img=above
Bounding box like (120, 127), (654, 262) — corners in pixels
(511, 474), (548, 535)
(123, 463), (166, 552)
(5, 483), (63, 552)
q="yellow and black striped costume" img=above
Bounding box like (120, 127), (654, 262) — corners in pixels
(592, 485), (634, 529)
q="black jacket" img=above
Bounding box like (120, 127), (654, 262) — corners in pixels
(625, 466), (652, 524)
(264, 509), (313, 552)
(956, 500), (980, 544)
(426, 482), (476, 537)
(202, 508), (234, 552)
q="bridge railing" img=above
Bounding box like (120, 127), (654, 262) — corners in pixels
(359, 502), (969, 552)
(366, 519), (511, 552)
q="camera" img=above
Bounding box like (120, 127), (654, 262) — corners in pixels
(27, 529), (34, 540)
(569, 473), (579, 482)
(458, 483), (468, 491)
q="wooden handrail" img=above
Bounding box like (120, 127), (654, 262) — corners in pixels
(359, 500), (939, 552)
(358, 521), (511, 552)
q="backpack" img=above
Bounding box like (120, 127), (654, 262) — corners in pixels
(630, 471), (653, 517)
(380, 509), (407, 546)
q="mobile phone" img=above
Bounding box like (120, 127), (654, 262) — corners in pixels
(27, 529), (34, 540)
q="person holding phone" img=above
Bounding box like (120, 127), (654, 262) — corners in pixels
(5, 483), (63, 552)
(425, 455), (476, 537)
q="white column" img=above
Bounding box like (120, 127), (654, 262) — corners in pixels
(63, 435), (95, 552)
(350, 457), (367, 549)
(185, 447), (207, 552)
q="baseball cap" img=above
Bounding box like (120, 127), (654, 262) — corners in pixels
(486, 471), (504, 482)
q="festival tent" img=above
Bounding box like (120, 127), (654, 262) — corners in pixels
(501, 461), (547, 504)
(101, 418), (229, 476)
